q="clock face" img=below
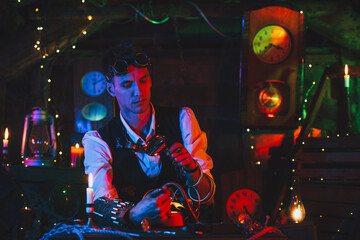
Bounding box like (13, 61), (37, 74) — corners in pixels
(252, 25), (292, 64)
(226, 189), (261, 222)
(81, 71), (107, 96)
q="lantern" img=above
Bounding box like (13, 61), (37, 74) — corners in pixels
(21, 107), (56, 166)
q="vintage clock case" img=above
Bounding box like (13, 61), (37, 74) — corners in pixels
(240, 6), (304, 128)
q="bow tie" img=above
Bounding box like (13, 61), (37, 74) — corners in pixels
(116, 137), (147, 153)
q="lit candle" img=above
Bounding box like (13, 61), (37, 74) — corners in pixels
(344, 64), (350, 89)
(3, 128), (9, 148)
(70, 143), (84, 167)
(86, 173), (94, 204)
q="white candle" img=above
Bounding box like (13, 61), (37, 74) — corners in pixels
(3, 128), (9, 148)
(344, 64), (350, 89)
(86, 173), (94, 204)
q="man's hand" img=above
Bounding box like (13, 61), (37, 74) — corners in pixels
(167, 143), (197, 172)
(128, 188), (171, 225)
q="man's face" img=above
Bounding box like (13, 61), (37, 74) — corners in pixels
(107, 65), (152, 116)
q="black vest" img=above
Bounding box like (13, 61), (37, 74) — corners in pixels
(98, 106), (185, 203)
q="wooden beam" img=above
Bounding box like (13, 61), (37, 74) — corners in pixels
(0, 19), (111, 84)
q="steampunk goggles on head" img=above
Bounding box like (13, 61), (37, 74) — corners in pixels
(107, 52), (150, 80)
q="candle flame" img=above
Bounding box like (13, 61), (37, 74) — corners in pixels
(4, 128), (8, 140)
(75, 143), (80, 148)
(88, 173), (93, 188)
(345, 64), (349, 75)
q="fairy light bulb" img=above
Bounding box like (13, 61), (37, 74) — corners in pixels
(289, 196), (306, 223)
(288, 176), (306, 223)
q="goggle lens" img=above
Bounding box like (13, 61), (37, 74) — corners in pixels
(134, 53), (149, 67)
(110, 53), (150, 78)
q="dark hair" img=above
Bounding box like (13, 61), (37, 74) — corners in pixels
(101, 42), (146, 81)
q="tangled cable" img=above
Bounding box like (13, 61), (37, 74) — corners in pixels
(39, 222), (134, 240)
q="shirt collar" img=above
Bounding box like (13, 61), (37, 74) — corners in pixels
(119, 103), (156, 145)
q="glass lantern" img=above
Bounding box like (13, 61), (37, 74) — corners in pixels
(21, 107), (56, 166)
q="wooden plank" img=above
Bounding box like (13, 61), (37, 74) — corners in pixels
(300, 184), (360, 203)
(299, 136), (360, 149)
(9, 166), (87, 184)
(296, 168), (360, 180)
(307, 217), (355, 235)
(296, 152), (360, 164)
(304, 201), (358, 218)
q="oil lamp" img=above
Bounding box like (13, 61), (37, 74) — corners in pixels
(21, 107), (57, 166)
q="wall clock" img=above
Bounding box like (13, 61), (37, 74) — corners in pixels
(252, 25), (293, 64)
(81, 71), (106, 96)
(226, 189), (261, 222)
(73, 61), (114, 134)
(240, 6), (303, 128)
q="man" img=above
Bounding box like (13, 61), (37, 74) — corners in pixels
(83, 42), (215, 226)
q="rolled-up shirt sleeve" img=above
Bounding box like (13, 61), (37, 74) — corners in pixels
(83, 131), (119, 200)
(180, 107), (214, 178)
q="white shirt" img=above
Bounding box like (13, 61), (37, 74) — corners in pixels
(83, 105), (213, 201)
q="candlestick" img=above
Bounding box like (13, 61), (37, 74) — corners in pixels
(86, 173), (94, 226)
(344, 64), (350, 89)
(343, 64), (352, 132)
(87, 173), (94, 204)
(3, 128), (9, 148)
(70, 143), (84, 168)
(3, 128), (9, 162)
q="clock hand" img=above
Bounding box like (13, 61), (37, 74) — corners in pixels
(260, 43), (274, 56)
(92, 82), (96, 93)
(94, 79), (105, 84)
(271, 44), (284, 50)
